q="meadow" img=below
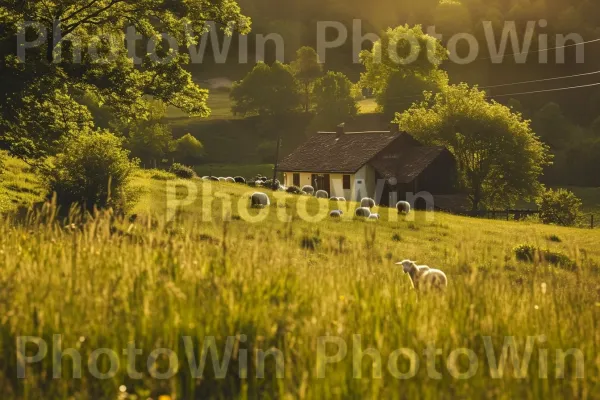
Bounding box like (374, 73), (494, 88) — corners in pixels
(1, 170), (600, 399)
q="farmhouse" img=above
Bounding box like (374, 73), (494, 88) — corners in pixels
(279, 128), (458, 207)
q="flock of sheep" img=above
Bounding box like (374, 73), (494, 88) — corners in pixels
(203, 175), (448, 291)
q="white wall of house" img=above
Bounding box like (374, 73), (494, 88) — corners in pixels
(283, 166), (376, 201)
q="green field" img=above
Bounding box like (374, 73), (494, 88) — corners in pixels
(2, 169), (600, 399)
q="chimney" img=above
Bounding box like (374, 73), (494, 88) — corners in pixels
(336, 122), (345, 137)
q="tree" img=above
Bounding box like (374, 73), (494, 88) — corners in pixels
(537, 188), (582, 227)
(121, 102), (173, 167)
(173, 133), (205, 166)
(396, 84), (552, 211)
(531, 102), (575, 149)
(360, 24), (448, 116)
(230, 61), (301, 117)
(312, 71), (358, 128)
(291, 46), (323, 112)
(0, 1), (250, 160)
(41, 130), (138, 212)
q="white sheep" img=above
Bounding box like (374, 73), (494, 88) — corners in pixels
(355, 207), (371, 218)
(368, 213), (380, 220)
(218, 177), (226, 182)
(396, 201), (411, 214)
(329, 210), (343, 218)
(250, 192), (270, 208)
(396, 260), (447, 291)
(337, 197), (346, 202)
(316, 190), (329, 199)
(302, 185), (315, 195)
(361, 197), (376, 209)
(225, 177), (236, 183)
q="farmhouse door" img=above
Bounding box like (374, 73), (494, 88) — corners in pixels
(311, 174), (331, 194)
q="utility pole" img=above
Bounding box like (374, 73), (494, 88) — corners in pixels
(272, 134), (282, 191)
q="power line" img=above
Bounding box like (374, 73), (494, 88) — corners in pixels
(473, 37), (600, 61)
(487, 81), (600, 98)
(479, 69), (600, 89)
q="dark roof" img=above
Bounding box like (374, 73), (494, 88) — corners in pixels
(370, 146), (448, 183)
(278, 131), (402, 173)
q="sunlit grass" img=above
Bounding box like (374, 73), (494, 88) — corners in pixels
(1, 173), (599, 398)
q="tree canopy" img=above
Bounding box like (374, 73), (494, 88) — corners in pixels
(396, 83), (552, 210)
(312, 71), (358, 129)
(0, 0), (250, 160)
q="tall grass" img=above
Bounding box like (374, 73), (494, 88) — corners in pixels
(0, 179), (599, 399)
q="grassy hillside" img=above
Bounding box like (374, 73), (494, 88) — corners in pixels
(2, 171), (599, 398)
(0, 154), (44, 213)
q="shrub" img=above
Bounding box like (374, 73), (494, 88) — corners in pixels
(547, 234), (562, 243)
(173, 133), (205, 165)
(537, 188), (582, 226)
(169, 163), (196, 179)
(41, 131), (138, 212)
(513, 244), (575, 270)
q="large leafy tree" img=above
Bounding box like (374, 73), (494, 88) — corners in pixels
(396, 84), (552, 211)
(360, 24), (448, 116)
(0, 1), (250, 160)
(312, 71), (358, 129)
(230, 61), (301, 117)
(291, 46), (322, 113)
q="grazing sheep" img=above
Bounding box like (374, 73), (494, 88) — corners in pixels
(286, 186), (302, 194)
(316, 190), (329, 199)
(355, 207), (372, 218)
(396, 201), (411, 214)
(201, 176), (209, 180)
(337, 197), (346, 202)
(361, 197), (376, 209)
(250, 192), (270, 208)
(209, 176), (219, 182)
(302, 185), (315, 195)
(225, 177), (236, 183)
(218, 177), (226, 182)
(368, 213), (380, 220)
(330, 197), (338, 201)
(234, 176), (246, 184)
(329, 210), (342, 218)
(396, 260), (448, 291)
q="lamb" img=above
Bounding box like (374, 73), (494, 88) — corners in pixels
(361, 197), (376, 209)
(302, 185), (315, 195)
(250, 192), (270, 208)
(396, 259), (447, 291)
(316, 190), (329, 199)
(355, 207), (372, 218)
(396, 201), (411, 214)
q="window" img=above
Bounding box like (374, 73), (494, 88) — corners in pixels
(293, 173), (300, 187)
(343, 175), (351, 190)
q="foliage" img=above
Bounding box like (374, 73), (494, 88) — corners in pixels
(513, 244), (575, 269)
(230, 62), (301, 117)
(537, 188), (582, 226)
(169, 163), (196, 179)
(173, 133), (205, 165)
(291, 46), (323, 112)
(312, 71), (358, 128)
(122, 102), (174, 167)
(396, 84), (552, 211)
(360, 25), (448, 115)
(41, 131), (138, 212)
(0, 0), (250, 160)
